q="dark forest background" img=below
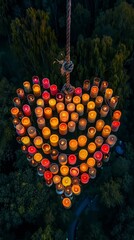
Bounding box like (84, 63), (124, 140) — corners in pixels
(0, 0), (134, 239)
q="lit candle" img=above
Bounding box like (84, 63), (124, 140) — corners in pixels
(70, 167), (79, 177)
(16, 88), (25, 99)
(16, 136), (22, 144)
(68, 121), (76, 132)
(69, 139), (78, 151)
(22, 104), (31, 117)
(90, 86), (99, 98)
(45, 179), (53, 187)
(53, 175), (61, 184)
(106, 134), (117, 147)
(13, 97), (21, 108)
(65, 94), (72, 104)
(50, 149), (59, 160)
(59, 123), (68, 135)
(82, 93), (90, 105)
(76, 104), (84, 116)
(79, 149), (88, 161)
(89, 168), (96, 179)
(87, 101), (95, 112)
(37, 117), (45, 129)
(97, 161), (102, 168)
(11, 107), (19, 118)
(44, 171), (53, 181)
(27, 154), (33, 162)
(33, 152), (43, 162)
(49, 98), (56, 110)
(27, 126), (37, 138)
(35, 107), (43, 118)
(56, 93), (64, 102)
(41, 158), (50, 168)
(80, 173), (90, 184)
(101, 144), (110, 154)
(72, 177), (80, 185)
(62, 198), (72, 209)
(88, 110), (97, 123)
(21, 136), (31, 146)
(50, 117), (59, 130)
(42, 78), (50, 89)
(111, 121), (120, 132)
(80, 163), (88, 172)
(21, 117), (31, 128)
(72, 185), (81, 195)
(27, 94), (35, 105)
(36, 98), (44, 108)
(60, 165), (69, 176)
(42, 143), (51, 154)
(37, 165), (45, 176)
(95, 96), (103, 108)
(87, 127), (96, 138)
(95, 119), (105, 131)
(100, 81), (108, 92)
(17, 111), (24, 119)
(68, 154), (77, 165)
(32, 84), (41, 97)
(78, 135), (87, 147)
(78, 118), (87, 131)
(44, 107), (52, 119)
(103, 153), (111, 162)
(50, 134), (59, 147)
(109, 96), (119, 109)
(59, 111), (69, 123)
(100, 105), (109, 117)
(29, 159), (38, 167)
(71, 112), (79, 123)
(56, 102), (65, 113)
(32, 76), (40, 84)
(23, 81), (31, 93)
(42, 91), (50, 104)
(33, 136), (43, 148)
(74, 87), (82, 97)
(50, 84), (58, 96)
(58, 153), (67, 165)
(73, 96), (81, 105)
(93, 151), (103, 161)
(67, 103), (75, 113)
(105, 88), (113, 100)
(93, 77), (100, 87)
(112, 110), (122, 121)
(59, 139), (67, 150)
(64, 186), (72, 197)
(56, 183), (64, 195)
(87, 157), (96, 168)
(21, 145), (28, 154)
(102, 125), (111, 138)
(50, 163), (59, 175)
(95, 136), (104, 148)
(16, 124), (26, 136)
(12, 118), (20, 127)
(83, 79), (90, 91)
(28, 146), (37, 156)
(87, 142), (96, 154)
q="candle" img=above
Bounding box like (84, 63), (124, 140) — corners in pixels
(16, 124), (26, 136)
(41, 158), (50, 168)
(37, 165), (45, 176)
(42, 91), (50, 104)
(65, 94), (72, 104)
(44, 171), (53, 181)
(56, 183), (64, 195)
(95, 136), (104, 148)
(17, 111), (24, 119)
(16, 136), (22, 144)
(42, 143), (51, 154)
(32, 76), (40, 84)
(70, 167), (79, 177)
(81, 173), (90, 184)
(59, 111), (69, 123)
(73, 96), (81, 105)
(78, 118), (87, 130)
(60, 165), (69, 176)
(69, 139), (78, 151)
(27, 94), (35, 105)
(68, 154), (77, 165)
(82, 93), (90, 105)
(67, 103), (75, 113)
(33, 152), (43, 162)
(12, 118), (20, 127)
(59, 139), (67, 150)
(27, 154), (33, 162)
(29, 159), (38, 167)
(46, 179), (53, 187)
(106, 134), (117, 147)
(58, 153), (67, 165)
(93, 77), (100, 87)
(68, 121), (76, 132)
(21, 136), (31, 146)
(49, 98), (56, 110)
(101, 144), (110, 154)
(64, 186), (72, 197)
(50, 163), (59, 175)
(27, 126), (37, 138)
(102, 125), (111, 138)
(87, 127), (96, 138)
(33, 136), (43, 148)
(21, 117), (31, 128)
(105, 88), (113, 100)
(109, 96), (119, 109)
(56, 93), (64, 102)
(37, 117), (45, 129)
(36, 98), (44, 108)
(74, 87), (82, 97)
(93, 151), (103, 161)
(59, 123), (68, 135)
(95, 96), (103, 108)
(62, 176), (71, 187)
(56, 102), (65, 113)
(32, 84), (41, 97)
(50, 84), (58, 96)
(72, 185), (81, 195)
(35, 107), (43, 118)
(44, 107), (52, 119)
(88, 111), (97, 123)
(50, 149), (59, 161)
(22, 104), (31, 117)
(100, 81), (108, 92)
(100, 105), (109, 117)
(72, 177), (80, 185)
(80, 163), (88, 172)
(13, 97), (21, 108)
(76, 104), (84, 116)
(21, 145), (28, 154)
(11, 107), (19, 118)
(50, 117), (59, 130)
(79, 149), (88, 161)
(62, 198), (72, 209)
(111, 121), (120, 132)
(83, 79), (90, 91)
(78, 135), (87, 147)
(71, 112), (79, 123)
(50, 134), (59, 147)
(28, 146), (37, 156)
(42, 78), (50, 89)
(90, 86), (99, 98)
(87, 157), (96, 168)
(89, 168), (96, 179)
(16, 88), (25, 99)
(53, 175), (61, 184)
(95, 119), (105, 132)
(23, 81), (31, 93)
(87, 101), (95, 112)
(112, 110), (122, 121)
(87, 142), (96, 154)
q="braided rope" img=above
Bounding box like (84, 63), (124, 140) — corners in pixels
(66, 0), (71, 88)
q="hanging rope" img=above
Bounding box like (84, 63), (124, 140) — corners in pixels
(66, 0), (71, 88)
